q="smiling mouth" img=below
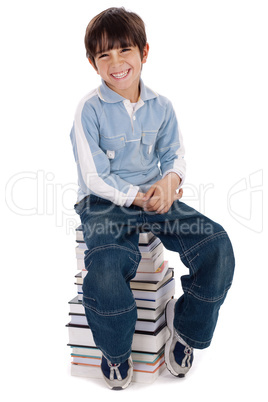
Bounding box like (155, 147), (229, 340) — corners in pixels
(111, 69), (130, 79)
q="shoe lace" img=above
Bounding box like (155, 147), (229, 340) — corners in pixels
(108, 361), (122, 381)
(181, 346), (193, 368)
(175, 331), (193, 368)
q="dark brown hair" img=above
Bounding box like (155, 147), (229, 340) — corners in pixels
(84, 7), (147, 68)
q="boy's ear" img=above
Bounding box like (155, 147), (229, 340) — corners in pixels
(142, 43), (149, 64)
(88, 58), (99, 74)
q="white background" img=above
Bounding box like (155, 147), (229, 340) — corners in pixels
(1, 0), (267, 400)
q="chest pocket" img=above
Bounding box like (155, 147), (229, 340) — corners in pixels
(100, 135), (126, 171)
(140, 131), (158, 165)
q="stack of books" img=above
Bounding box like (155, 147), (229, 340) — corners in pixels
(67, 226), (175, 384)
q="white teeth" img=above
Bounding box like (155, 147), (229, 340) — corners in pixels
(111, 69), (129, 79)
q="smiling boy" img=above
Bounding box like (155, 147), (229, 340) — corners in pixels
(88, 39), (183, 212)
(70, 7), (235, 390)
(91, 43), (149, 103)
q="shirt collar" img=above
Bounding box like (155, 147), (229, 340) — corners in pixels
(97, 79), (158, 103)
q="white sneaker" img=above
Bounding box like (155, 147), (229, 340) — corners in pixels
(100, 355), (133, 390)
(165, 299), (194, 377)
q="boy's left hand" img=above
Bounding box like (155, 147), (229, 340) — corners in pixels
(143, 173), (183, 214)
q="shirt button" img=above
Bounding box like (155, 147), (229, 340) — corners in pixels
(133, 116), (136, 121)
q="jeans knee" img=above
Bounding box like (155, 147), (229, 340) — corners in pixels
(208, 231), (235, 296)
(82, 245), (141, 313)
(183, 230), (235, 302)
(209, 221), (235, 281)
(84, 244), (140, 279)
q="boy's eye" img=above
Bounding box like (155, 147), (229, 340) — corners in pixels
(121, 48), (131, 53)
(98, 53), (108, 59)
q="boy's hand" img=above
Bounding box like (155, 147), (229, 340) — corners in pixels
(132, 191), (147, 208)
(143, 173), (183, 214)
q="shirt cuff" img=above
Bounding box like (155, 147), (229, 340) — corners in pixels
(124, 186), (140, 207)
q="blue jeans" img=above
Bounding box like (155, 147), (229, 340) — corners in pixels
(74, 195), (235, 364)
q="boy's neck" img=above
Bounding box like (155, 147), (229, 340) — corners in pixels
(105, 80), (140, 103)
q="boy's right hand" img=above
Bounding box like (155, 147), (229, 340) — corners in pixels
(132, 191), (146, 208)
(132, 188), (183, 211)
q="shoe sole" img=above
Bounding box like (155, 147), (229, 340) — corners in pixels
(164, 299), (185, 378)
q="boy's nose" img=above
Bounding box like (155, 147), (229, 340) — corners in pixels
(110, 51), (124, 67)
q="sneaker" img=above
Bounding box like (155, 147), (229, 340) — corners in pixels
(165, 298), (194, 377)
(100, 355), (133, 390)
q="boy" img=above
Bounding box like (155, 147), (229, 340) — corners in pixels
(70, 7), (235, 390)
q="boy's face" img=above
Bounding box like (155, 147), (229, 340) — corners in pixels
(89, 43), (149, 102)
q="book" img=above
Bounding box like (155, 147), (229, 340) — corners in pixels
(69, 331), (167, 384)
(135, 288), (175, 309)
(132, 260), (169, 282)
(69, 296), (85, 314)
(70, 357), (166, 384)
(132, 278), (175, 301)
(71, 352), (164, 371)
(76, 276), (174, 300)
(130, 268), (174, 290)
(137, 231), (155, 245)
(75, 237), (163, 259)
(135, 312), (166, 332)
(71, 353), (165, 376)
(75, 226), (163, 273)
(137, 304), (166, 320)
(75, 271), (83, 285)
(75, 267), (173, 290)
(70, 345), (165, 364)
(138, 236), (162, 254)
(68, 295), (169, 321)
(136, 250), (164, 273)
(76, 246), (164, 273)
(69, 310), (166, 332)
(67, 323), (169, 354)
(75, 225), (84, 242)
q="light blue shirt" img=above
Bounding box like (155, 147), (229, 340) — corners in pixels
(70, 79), (186, 206)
